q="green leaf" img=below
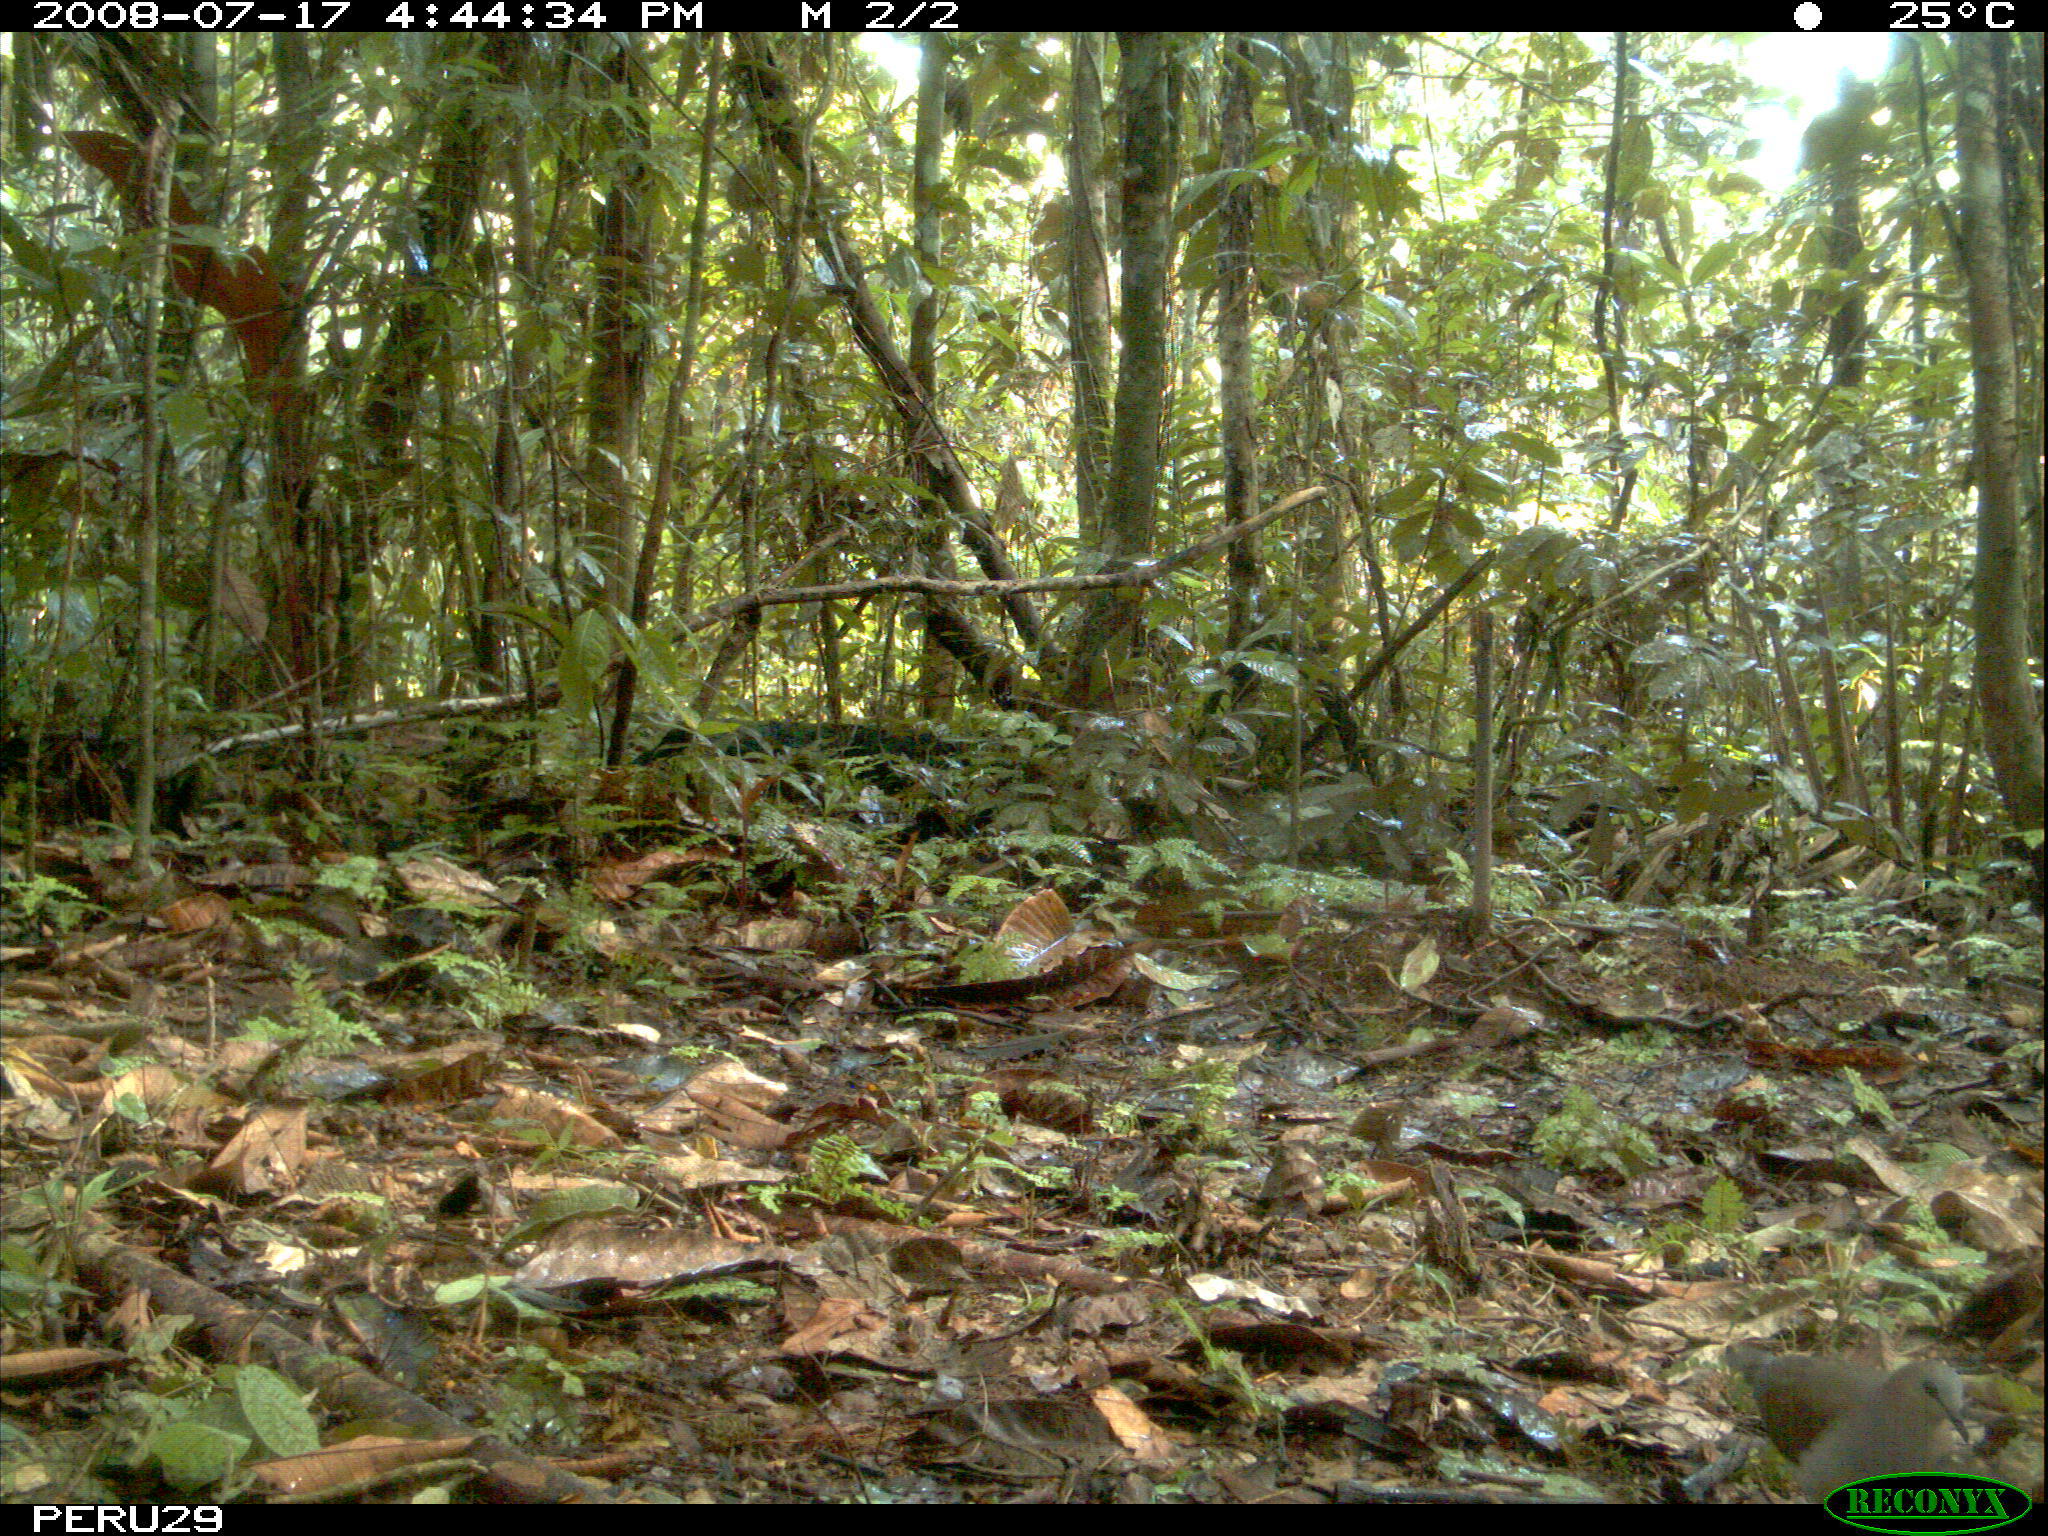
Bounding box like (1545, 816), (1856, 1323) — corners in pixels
(1399, 935), (1440, 992)
(1357, 290), (1417, 339)
(434, 1274), (491, 1304)
(1236, 652), (1302, 688)
(500, 1183), (640, 1250)
(1843, 1068), (1893, 1124)
(1691, 236), (1743, 285)
(234, 1364), (320, 1458)
(557, 608), (612, 716)
(1496, 430), (1563, 468)
(151, 1421), (251, 1491)
(1701, 1176), (1746, 1235)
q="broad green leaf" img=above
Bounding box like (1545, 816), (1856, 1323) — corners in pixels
(1399, 936), (1440, 992)
(152, 1421), (250, 1492)
(234, 1364), (320, 1458)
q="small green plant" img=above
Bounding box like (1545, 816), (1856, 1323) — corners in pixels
(1481, 861), (1548, 914)
(990, 830), (1098, 886)
(1670, 898), (1749, 943)
(792, 1133), (916, 1222)
(497, 1183), (640, 1251)
(961, 1089), (1007, 1130)
(1532, 1085), (1660, 1177)
(519, 1122), (607, 1171)
(1842, 1067), (1895, 1126)
(1096, 1098), (1141, 1137)
(131, 1362), (320, 1496)
(1187, 1055), (1239, 1138)
(311, 855), (385, 904)
(434, 1272), (570, 1321)
(803, 1133), (882, 1200)
(1169, 1299), (1288, 1423)
(1645, 1176), (1749, 1268)
(1602, 1027), (1673, 1065)
(1144, 1052), (1241, 1149)
(240, 971), (377, 1053)
(1943, 929), (2043, 988)
(1785, 1235), (1987, 1349)
(12, 1164), (143, 1231)
(954, 942), (1027, 984)
(489, 1341), (591, 1441)
(1327, 1164), (1420, 1207)
(1437, 849), (1472, 903)
(1123, 837), (1232, 890)
(1093, 1227), (1174, 1264)
(0, 1171), (138, 1337)
(907, 1092), (1031, 1207)
(940, 870), (1021, 911)
(1701, 1174), (1747, 1235)
(240, 913), (340, 951)
(425, 951), (547, 1026)
(1760, 892), (1933, 965)
(0, 1237), (86, 1336)
(3, 874), (100, 935)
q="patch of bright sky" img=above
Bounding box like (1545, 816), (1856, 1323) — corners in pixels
(1736, 32), (1898, 187)
(863, 33), (1901, 193)
(858, 36), (922, 99)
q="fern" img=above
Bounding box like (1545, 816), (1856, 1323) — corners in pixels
(1125, 837), (1229, 887)
(942, 871), (1018, 909)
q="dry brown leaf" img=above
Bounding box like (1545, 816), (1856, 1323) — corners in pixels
(248, 1435), (478, 1496)
(394, 856), (501, 907)
(100, 1062), (226, 1116)
(208, 1106), (310, 1196)
(733, 917), (817, 951)
(588, 848), (696, 903)
(781, 1295), (890, 1355)
(378, 1042), (495, 1107)
(493, 1085), (622, 1150)
(515, 1226), (780, 1291)
(3, 1047), (85, 1106)
(1259, 1140), (1327, 1212)
(0, 1347), (126, 1384)
(159, 894), (232, 933)
(685, 1059), (788, 1113)
(994, 887), (1077, 963)
(1091, 1385), (1176, 1462)
(986, 1069), (1095, 1133)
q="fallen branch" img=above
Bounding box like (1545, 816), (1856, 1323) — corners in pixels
(75, 1230), (614, 1503)
(673, 485), (1327, 634)
(187, 486), (1329, 761)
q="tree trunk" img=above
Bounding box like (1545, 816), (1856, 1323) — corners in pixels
(1954, 36), (2045, 837)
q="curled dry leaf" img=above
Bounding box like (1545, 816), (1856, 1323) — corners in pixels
(1259, 1139), (1327, 1212)
(159, 894), (232, 933)
(248, 1435), (479, 1497)
(492, 1085), (622, 1150)
(394, 856), (501, 908)
(588, 847), (696, 903)
(207, 1106), (310, 1197)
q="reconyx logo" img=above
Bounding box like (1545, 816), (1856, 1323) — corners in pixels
(1820, 1474), (2031, 1534)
